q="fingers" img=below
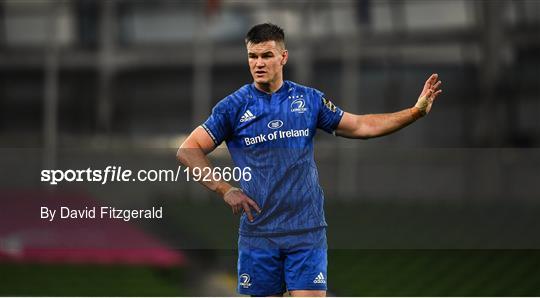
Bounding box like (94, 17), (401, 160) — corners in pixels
(242, 196), (261, 222)
(242, 202), (254, 222)
(432, 80), (442, 91)
(246, 198), (262, 213)
(226, 189), (261, 221)
(430, 73), (438, 83)
(432, 89), (443, 100)
(424, 73), (437, 88)
(429, 80), (442, 101)
(422, 74), (439, 98)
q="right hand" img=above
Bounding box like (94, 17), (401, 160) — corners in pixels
(223, 187), (261, 222)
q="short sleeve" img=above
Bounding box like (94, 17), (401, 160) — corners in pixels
(201, 98), (233, 145)
(316, 90), (344, 134)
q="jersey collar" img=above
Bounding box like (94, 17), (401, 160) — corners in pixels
(250, 81), (290, 98)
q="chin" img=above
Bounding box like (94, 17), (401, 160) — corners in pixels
(254, 77), (269, 84)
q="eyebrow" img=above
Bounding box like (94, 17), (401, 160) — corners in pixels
(248, 51), (274, 56)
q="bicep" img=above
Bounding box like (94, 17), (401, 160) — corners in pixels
(180, 126), (217, 154)
(335, 112), (363, 138)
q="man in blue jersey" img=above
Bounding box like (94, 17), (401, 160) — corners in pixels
(177, 23), (442, 296)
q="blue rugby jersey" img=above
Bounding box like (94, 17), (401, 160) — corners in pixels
(202, 80), (344, 236)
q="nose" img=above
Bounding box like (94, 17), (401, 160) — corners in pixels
(255, 57), (265, 68)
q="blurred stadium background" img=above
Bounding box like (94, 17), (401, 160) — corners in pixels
(1, 0), (540, 296)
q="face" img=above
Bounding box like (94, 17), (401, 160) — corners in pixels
(247, 40), (288, 86)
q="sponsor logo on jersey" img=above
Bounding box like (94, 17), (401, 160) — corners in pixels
(322, 97), (337, 113)
(313, 272), (326, 284)
(240, 110), (256, 123)
(244, 128), (309, 146)
(291, 98), (307, 113)
(267, 119), (284, 129)
(239, 273), (252, 288)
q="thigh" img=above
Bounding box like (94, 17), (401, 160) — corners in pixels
(283, 229), (328, 292)
(289, 290), (326, 297)
(237, 235), (286, 296)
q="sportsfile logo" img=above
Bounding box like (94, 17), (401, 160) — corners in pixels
(240, 110), (256, 122)
(313, 272), (326, 284)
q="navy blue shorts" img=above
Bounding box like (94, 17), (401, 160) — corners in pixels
(237, 228), (327, 296)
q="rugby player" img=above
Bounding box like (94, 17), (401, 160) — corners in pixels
(177, 23), (442, 296)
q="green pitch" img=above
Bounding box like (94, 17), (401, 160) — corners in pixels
(0, 264), (187, 296)
(329, 249), (540, 296)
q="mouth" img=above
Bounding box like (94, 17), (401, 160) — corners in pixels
(254, 70), (267, 77)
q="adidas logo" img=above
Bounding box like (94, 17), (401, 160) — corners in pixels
(240, 110), (256, 122)
(313, 272), (326, 284)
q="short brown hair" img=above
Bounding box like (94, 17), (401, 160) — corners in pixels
(245, 23), (285, 48)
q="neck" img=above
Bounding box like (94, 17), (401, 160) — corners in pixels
(254, 79), (284, 94)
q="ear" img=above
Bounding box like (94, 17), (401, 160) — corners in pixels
(281, 50), (288, 66)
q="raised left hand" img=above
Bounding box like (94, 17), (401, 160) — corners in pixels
(415, 73), (443, 115)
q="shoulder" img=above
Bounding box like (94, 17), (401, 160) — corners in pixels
(214, 84), (252, 111)
(286, 81), (324, 112)
(286, 80), (324, 99)
(230, 84), (253, 101)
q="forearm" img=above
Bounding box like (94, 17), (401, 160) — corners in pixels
(340, 107), (423, 139)
(176, 145), (232, 197)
